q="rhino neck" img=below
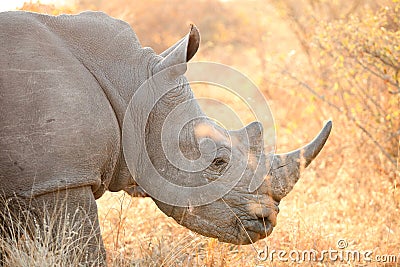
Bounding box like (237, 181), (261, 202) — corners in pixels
(141, 82), (206, 183)
(77, 48), (158, 128)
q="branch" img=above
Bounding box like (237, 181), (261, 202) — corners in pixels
(280, 69), (342, 112)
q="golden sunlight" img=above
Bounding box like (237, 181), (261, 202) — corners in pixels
(0, 0), (73, 11)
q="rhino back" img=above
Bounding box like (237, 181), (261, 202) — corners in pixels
(0, 12), (121, 198)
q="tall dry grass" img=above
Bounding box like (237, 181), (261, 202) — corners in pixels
(0, 195), (103, 266)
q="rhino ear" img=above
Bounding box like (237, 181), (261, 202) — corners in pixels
(154, 25), (200, 78)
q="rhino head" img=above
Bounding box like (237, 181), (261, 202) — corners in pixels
(123, 25), (332, 245)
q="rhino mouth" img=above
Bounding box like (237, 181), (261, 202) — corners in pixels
(241, 218), (274, 243)
(218, 217), (274, 245)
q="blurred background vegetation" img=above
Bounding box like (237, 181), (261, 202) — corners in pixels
(11, 0), (400, 266)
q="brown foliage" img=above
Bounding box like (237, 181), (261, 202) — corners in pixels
(271, 0), (399, 171)
(78, 0), (266, 53)
(19, 1), (76, 14)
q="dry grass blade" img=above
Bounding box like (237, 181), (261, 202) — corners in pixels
(0, 195), (101, 267)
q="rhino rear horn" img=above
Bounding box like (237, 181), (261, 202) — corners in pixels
(270, 121), (332, 200)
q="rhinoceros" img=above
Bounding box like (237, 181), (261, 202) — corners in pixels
(0, 11), (331, 265)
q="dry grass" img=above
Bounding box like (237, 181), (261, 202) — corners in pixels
(0, 196), (102, 266)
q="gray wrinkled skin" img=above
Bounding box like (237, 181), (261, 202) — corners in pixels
(0, 11), (331, 265)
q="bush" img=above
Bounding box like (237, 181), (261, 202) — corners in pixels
(272, 0), (399, 175)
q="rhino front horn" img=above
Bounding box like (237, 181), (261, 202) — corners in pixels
(269, 121), (332, 201)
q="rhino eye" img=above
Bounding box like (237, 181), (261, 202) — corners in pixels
(212, 157), (226, 167)
(208, 156), (229, 175)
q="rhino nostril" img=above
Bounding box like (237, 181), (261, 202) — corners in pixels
(254, 218), (274, 237)
(256, 211), (277, 228)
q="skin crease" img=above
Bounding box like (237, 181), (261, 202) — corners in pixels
(0, 11), (331, 265)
